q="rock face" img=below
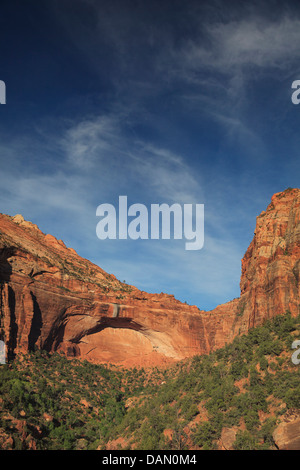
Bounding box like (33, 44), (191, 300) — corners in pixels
(273, 412), (300, 450)
(0, 188), (299, 367)
(239, 188), (300, 330)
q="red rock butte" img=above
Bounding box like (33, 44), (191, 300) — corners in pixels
(0, 188), (299, 367)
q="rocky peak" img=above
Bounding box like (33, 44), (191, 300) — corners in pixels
(240, 188), (299, 329)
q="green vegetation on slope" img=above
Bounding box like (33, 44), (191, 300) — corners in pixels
(0, 312), (299, 450)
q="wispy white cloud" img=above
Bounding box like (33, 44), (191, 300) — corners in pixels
(62, 115), (124, 170)
(60, 113), (203, 204)
(125, 143), (203, 203)
(173, 16), (300, 79)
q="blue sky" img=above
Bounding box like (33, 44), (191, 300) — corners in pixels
(0, 0), (299, 310)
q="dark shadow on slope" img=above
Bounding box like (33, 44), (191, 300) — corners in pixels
(28, 293), (43, 352)
(0, 247), (17, 360)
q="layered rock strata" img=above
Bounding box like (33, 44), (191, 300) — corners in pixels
(0, 188), (299, 366)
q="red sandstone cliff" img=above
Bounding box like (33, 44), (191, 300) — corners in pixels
(0, 188), (299, 367)
(240, 188), (300, 326)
